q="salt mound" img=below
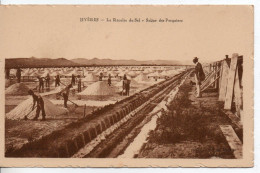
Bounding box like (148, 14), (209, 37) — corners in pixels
(127, 71), (136, 77)
(77, 81), (115, 96)
(82, 73), (98, 82)
(134, 73), (150, 82)
(5, 83), (30, 96)
(131, 78), (140, 86)
(115, 79), (139, 87)
(114, 81), (124, 87)
(6, 97), (68, 120)
(53, 86), (63, 93)
(160, 71), (169, 77)
(148, 71), (161, 77)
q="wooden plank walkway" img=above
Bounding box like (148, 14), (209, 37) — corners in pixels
(220, 125), (242, 159)
(222, 110), (243, 129)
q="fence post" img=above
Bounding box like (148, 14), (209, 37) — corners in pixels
(224, 53), (238, 110)
(234, 67), (242, 118)
(218, 61), (223, 91)
(219, 59), (230, 101)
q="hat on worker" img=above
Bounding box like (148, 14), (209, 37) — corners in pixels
(193, 57), (199, 63)
(193, 57), (199, 61)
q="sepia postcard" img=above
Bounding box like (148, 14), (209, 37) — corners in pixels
(0, 5), (254, 167)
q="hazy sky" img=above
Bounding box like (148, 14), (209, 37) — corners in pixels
(0, 5), (253, 63)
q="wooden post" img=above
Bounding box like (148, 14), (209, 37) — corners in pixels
(212, 63), (217, 88)
(210, 63), (214, 86)
(214, 62), (219, 89)
(224, 53), (238, 110)
(219, 60), (229, 101)
(218, 61), (223, 91)
(234, 67), (242, 118)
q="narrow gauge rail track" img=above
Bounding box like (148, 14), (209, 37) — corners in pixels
(6, 70), (191, 158)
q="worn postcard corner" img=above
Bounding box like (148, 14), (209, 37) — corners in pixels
(0, 5), (254, 167)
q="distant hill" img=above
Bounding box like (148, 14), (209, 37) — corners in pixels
(5, 57), (189, 69)
(71, 58), (183, 66)
(5, 57), (79, 68)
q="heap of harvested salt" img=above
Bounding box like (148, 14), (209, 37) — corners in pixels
(160, 71), (169, 77)
(108, 71), (117, 77)
(114, 81), (123, 87)
(134, 73), (150, 82)
(40, 71), (49, 78)
(130, 78), (140, 86)
(50, 71), (60, 77)
(21, 69), (31, 76)
(29, 71), (40, 77)
(6, 97), (68, 120)
(64, 70), (76, 77)
(5, 83), (30, 96)
(118, 72), (126, 77)
(143, 68), (153, 74)
(82, 73), (98, 82)
(148, 71), (161, 78)
(77, 81), (115, 96)
(54, 86), (62, 92)
(114, 78), (139, 87)
(127, 71), (136, 77)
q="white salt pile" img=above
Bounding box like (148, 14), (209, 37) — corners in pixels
(5, 83), (30, 96)
(108, 71), (117, 77)
(131, 78), (140, 86)
(41, 86), (63, 96)
(114, 81), (124, 87)
(127, 71), (136, 77)
(148, 71), (161, 78)
(77, 81), (115, 96)
(134, 73), (150, 82)
(160, 70), (169, 77)
(82, 73), (98, 82)
(6, 97), (68, 120)
(114, 79), (139, 87)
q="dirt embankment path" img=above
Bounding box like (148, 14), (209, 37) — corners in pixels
(137, 76), (242, 159)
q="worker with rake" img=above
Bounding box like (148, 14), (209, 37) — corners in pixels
(60, 84), (73, 108)
(37, 76), (45, 93)
(28, 89), (46, 121)
(77, 75), (82, 92)
(108, 74), (112, 86)
(45, 73), (50, 88)
(71, 74), (76, 86)
(55, 74), (61, 87)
